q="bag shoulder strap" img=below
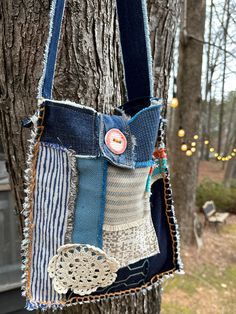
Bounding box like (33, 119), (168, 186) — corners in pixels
(38, 0), (153, 102)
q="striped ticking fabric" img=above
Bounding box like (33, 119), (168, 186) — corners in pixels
(30, 143), (72, 303)
(104, 166), (151, 225)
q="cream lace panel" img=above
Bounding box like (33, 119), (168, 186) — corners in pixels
(48, 244), (119, 296)
(103, 212), (159, 268)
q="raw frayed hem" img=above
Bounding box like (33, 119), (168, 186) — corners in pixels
(24, 271), (184, 311)
(21, 104), (45, 297)
(26, 300), (65, 311)
(65, 151), (78, 243)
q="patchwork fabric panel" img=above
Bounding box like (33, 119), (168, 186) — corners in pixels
(104, 166), (151, 225)
(128, 106), (161, 162)
(29, 143), (74, 304)
(72, 158), (107, 248)
(102, 165), (159, 267)
(96, 259), (149, 294)
(103, 214), (159, 267)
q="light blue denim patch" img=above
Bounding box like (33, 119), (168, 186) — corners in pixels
(72, 158), (108, 248)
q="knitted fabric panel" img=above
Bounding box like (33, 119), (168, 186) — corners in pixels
(103, 164), (159, 267)
(104, 166), (150, 225)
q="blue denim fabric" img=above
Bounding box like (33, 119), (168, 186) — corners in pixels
(41, 101), (99, 156)
(39, 0), (153, 101)
(40, 0), (66, 99)
(128, 105), (161, 162)
(99, 114), (134, 168)
(116, 0), (153, 100)
(72, 158), (107, 248)
(41, 100), (162, 167)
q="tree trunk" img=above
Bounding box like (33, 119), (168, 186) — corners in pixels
(204, 0), (213, 160)
(217, 0), (231, 154)
(169, 0), (206, 244)
(224, 137), (236, 187)
(0, 0), (179, 312)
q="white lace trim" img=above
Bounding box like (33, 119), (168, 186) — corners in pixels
(48, 244), (119, 296)
(103, 213), (159, 268)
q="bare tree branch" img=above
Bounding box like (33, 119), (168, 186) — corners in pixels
(187, 34), (236, 58)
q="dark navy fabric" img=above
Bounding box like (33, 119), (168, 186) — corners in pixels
(41, 101), (99, 156)
(39, 0), (153, 101)
(94, 259), (149, 294)
(119, 97), (156, 117)
(116, 0), (153, 100)
(41, 100), (162, 166)
(146, 178), (175, 279)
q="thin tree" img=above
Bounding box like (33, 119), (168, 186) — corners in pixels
(218, 0), (231, 153)
(224, 137), (236, 187)
(169, 0), (206, 244)
(203, 0), (214, 160)
(0, 0), (180, 313)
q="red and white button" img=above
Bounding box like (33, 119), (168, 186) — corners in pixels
(105, 128), (127, 155)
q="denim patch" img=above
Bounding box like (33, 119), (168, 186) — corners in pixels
(99, 114), (135, 168)
(128, 106), (161, 162)
(41, 101), (99, 157)
(72, 158), (107, 248)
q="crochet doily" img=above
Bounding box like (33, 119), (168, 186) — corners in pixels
(48, 244), (119, 295)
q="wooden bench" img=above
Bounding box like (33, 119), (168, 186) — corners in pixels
(202, 201), (229, 228)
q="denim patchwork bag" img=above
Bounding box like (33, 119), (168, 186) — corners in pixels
(21, 0), (183, 310)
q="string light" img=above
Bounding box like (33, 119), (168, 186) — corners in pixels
(171, 98), (179, 108)
(177, 128), (236, 162)
(186, 150), (193, 156)
(181, 143), (188, 151)
(178, 127), (185, 138)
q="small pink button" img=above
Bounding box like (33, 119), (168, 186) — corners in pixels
(105, 129), (127, 155)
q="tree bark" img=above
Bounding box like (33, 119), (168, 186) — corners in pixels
(224, 137), (236, 187)
(203, 0), (213, 161)
(0, 0), (179, 312)
(217, 0), (231, 153)
(169, 0), (206, 244)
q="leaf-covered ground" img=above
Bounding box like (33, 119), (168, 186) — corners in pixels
(161, 215), (236, 314)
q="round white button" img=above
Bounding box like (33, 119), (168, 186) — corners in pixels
(105, 128), (127, 155)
